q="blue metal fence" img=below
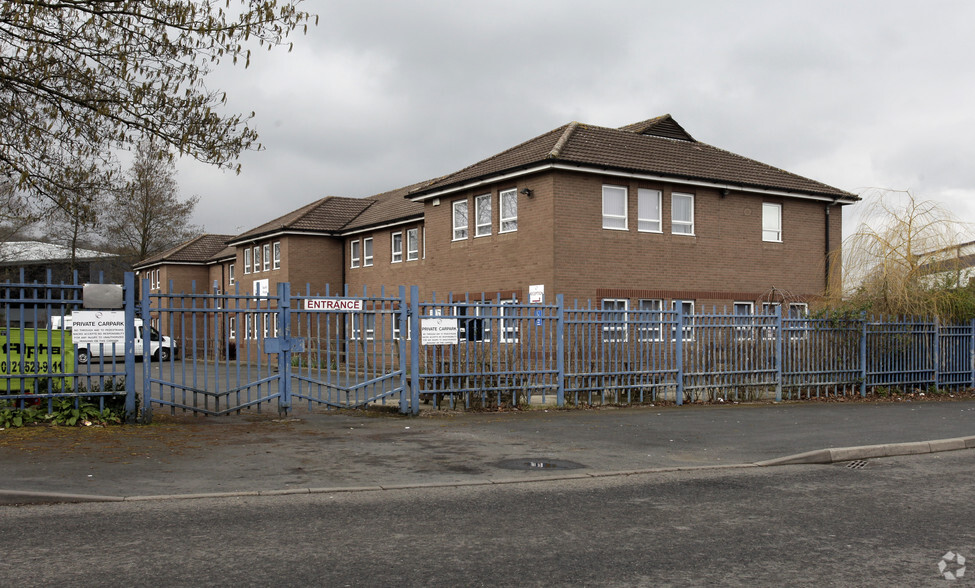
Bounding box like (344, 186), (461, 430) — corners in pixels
(4, 273), (975, 419)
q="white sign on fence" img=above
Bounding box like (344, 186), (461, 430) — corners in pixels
(421, 318), (458, 345)
(70, 310), (126, 345)
(303, 298), (364, 311)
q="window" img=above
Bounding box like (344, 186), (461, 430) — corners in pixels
(763, 202), (782, 242)
(672, 193), (694, 235)
(391, 232), (403, 263)
(457, 305), (486, 341)
(243, 248), (251, 274)
(228, 316), (236, 339)
(475, 193), (491, 237)
(406, 228), (419, 261)
(229, 264), (235, 285)
(350, 240), (361, 268)
(733, 302), (754, 339)
(761, 302), (781, 339)
(602, 185), (627, 230)
(671, 300), (694, 340)
(638, 189), (662, 232)
(393, 312), (413, 340)
(500, 189), (517, 232)
(452, 200), (468, 240)
(351, 313), (375, 340)
(602, 299), (628, 342)
(245, 314), (254, 340)
(499, 300), (519, 343)
(637, 299), (662, 341)
(263, 244), (270, 271)
(272, 242), (281, 269)
(363, 237), (373, 266)
(789, 303), (808, 318)
(253, 246), (261, 273)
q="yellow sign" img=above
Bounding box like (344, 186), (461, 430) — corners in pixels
(0, 329), (74, 391)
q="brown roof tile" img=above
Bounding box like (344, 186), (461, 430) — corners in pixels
(134, 234), (234, 269)
(409, 115), (856, 201)
(230, 196), (374, 243)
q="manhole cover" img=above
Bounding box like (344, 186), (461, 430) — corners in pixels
(846, 460), (868, 469)
(495, 458), (586, 471)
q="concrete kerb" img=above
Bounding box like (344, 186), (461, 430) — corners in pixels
(754, 435), (975, 466)
(3, 436), (974, 505)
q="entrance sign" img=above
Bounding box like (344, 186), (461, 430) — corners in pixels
(421, 318), (458, 345)
(304, 298), (364, 311)
(70, 310), (126, 345)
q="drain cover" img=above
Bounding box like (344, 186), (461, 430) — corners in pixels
(495, 458), (586, 471)
(846, 460), (868, 469)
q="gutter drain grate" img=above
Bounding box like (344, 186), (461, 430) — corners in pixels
(846, 460), (868, 469)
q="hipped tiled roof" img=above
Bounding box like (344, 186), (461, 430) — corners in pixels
(230, 196), (373, 244)
(408, 114), (856, 201)
(134, 234), (234, 269)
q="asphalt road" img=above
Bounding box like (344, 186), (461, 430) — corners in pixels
(2, 450), (973, 587)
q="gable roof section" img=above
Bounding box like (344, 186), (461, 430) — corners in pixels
(342, 181), (429, 233)
(229, 196), (373, 244)
(133, 234), (234, 269)
(408, 115), (856, 202)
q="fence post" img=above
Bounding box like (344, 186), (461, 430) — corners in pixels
(970, 319), (975, 389)
(774, 304), (783, 402)
(933, 317), (940, 391)
(409, 285), (420, 415)
(277, 281), (291, 415)
(675, 303), (684, 405)
(556, 294), (565, 407)
(123, 272), (137, 423)
(140, 277), (153, 423)
(859, 312), (868, 397)
(398, 286), (409, 415)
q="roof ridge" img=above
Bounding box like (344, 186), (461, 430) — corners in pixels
(548, 121), (579, 158)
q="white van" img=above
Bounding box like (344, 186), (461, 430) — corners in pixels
(49, 315), (178, 364)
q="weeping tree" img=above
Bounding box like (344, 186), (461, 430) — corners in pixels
(826, 189), (975, 321)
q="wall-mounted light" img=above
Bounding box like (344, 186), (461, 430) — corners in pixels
(720, 188), (729, 198)
(520, 188), (534, 198)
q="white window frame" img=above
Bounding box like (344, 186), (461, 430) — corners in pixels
(787, 302), (809, 341)
(229, 263), (235, 285)
(228, 316), (236, 339)
(253, 246), (261, 273)
(637, 299), (663, 341)
(475, 193), (491, 237)
(263, 244), (270, 271)
(671, 300), (695, 341)
(499, 299), (519, 343)
(601, 298), (628, 342)
(243, 248), (251, 274)
(351, 312), (376, 341)
(602, 185), (628, 230)
(637, 188), (662, 233)
(273, 242), (281, 269)
(733, 301), (755, 340)
(452, 200), (468, 241)
(672, 192), (695, 235)
(406, 228), (419, 261)
(763, 202), (782, 242)
(391, 231), (403, 263)
(350, 239), (361, 268)
(393, 313), (413, 340)
(761, 302), (781, 339)
(363, 237), (373, 267)
(500, 189), (518, 233)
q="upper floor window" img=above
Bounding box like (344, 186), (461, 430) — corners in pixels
(229, 263), (236, 285)
(272, 242), (281, 269)
(475, 193), (491, 237)
(602, 185), (627, 230)
(406, 228), (419, 261)
(350, 240), (361, 268)
(262, 244), (270, 271)
(452, 200), (468, 240)
(672, 193), (694, 235)
(500, 189), (517, 233)
(253, 246), (261, 272)
(638, 188), (662, 232)
(391, 232), (403, 263)
(243, 248), (251, 274)
(763, 202), (782, 242)
(363, 237), (373, 267)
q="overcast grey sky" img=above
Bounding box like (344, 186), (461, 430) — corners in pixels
(176, 0), (975, 239)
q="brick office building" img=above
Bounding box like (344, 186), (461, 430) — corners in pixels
(135, 115), (858, 333)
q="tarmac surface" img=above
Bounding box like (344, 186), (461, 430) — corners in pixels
(2, 398), (975, 504)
